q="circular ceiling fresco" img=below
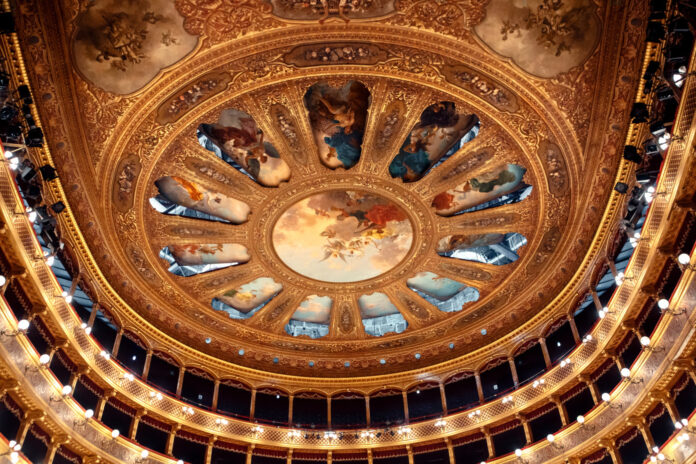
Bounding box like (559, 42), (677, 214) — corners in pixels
(272, 190), (414, 283)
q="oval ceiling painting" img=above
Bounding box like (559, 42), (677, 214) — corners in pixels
(272, 190), (413, 282)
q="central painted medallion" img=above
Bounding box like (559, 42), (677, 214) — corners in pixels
(272, 190), (414, 282)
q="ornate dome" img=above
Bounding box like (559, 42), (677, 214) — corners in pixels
(18, 0), (632, 378)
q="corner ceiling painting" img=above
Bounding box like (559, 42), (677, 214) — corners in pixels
(72, 0), (198, 94)
(474, 0), (601, 78)
(17, 0), (647, 375)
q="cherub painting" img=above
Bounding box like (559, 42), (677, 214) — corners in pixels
(213, 277), (283, 317)
(199, 109), (291, 187)
(72, 0), (197, 94)
(431, 164), (527, 216)
(272, 190), (413, 282)
(169, 243), (250, 266)
(154, 176), (251, 224)
(304, 81), (370, 169)
(389, 102), (479, 182)
(474, 0), (600, 78)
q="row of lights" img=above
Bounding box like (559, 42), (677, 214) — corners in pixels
(4, 222), (684, 457)
(3, 318), (192, 464)
(0, 440), (22, 464)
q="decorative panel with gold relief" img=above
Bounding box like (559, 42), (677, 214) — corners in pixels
(14, 0), (648, 377)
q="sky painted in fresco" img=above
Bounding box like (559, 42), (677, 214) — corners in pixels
(272, 191), (413, 282)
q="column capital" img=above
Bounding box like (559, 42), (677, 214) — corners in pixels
(620, 319), (639, 331)
(0, 379), (19, 394)
(649, 391), (672, 402)
(24, 409), (46, 421)
(626, 415), (647, 427)
(50, 433), (70, 446)
(597, 438), (616, 450)
(672, 358), (695, 371)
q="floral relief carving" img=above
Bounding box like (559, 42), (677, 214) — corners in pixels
(389, 0), (490, 37)
(175, 0), (282, 43)
(396, 292), (430, 320)
(339, 301), (354, 334)
(156, 71), (231, 124)
(113, 153), (142, 212)
(442, 64), (519, 112)
(284, 43), (390, 66)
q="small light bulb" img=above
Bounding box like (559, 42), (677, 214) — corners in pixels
(61, 384), (72, 396)
(10, 452), (19, 463)
(140, 450), (149, 458)
(657, 299), (669, 310)
(0, 275), (6, 286)
(601, 392), (611, 402)
(17, 319), (29, 331)
(546, 434), (555, 442)
(111, 429), (120, 438)
(515, 449), (522, 457)
(678, 253), (691, 265)
(641, 336), (651, 346)
(39, 354), (50, 365)
(621, 367), (631, 378)
(577, 415), (585, 424)
(85, 409), (94, 419)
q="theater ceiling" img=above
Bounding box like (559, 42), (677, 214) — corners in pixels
(12, 0), (648, 376)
